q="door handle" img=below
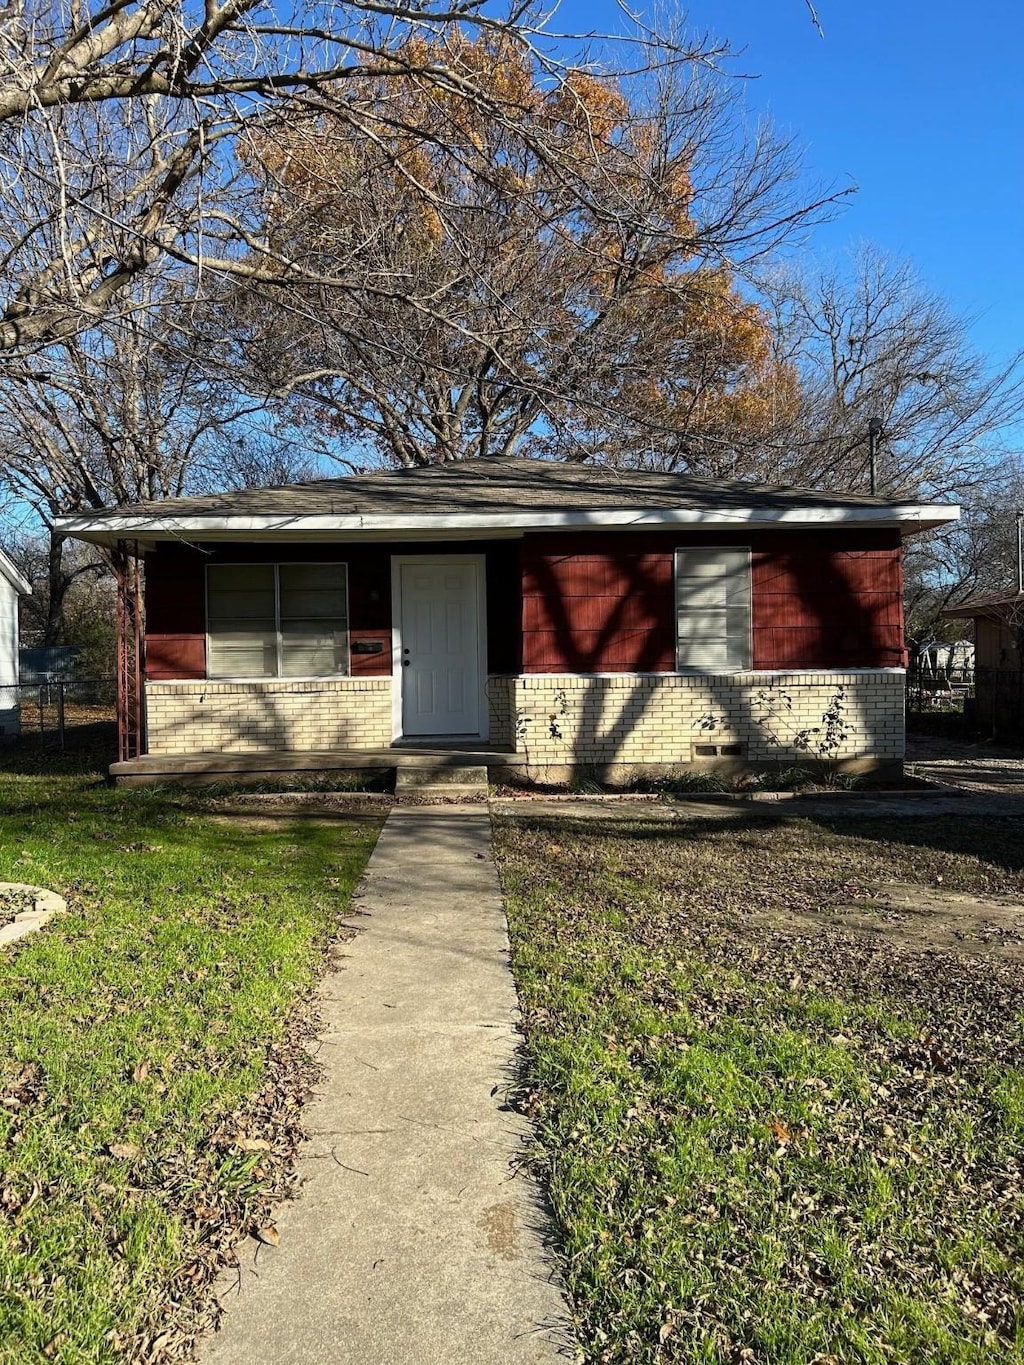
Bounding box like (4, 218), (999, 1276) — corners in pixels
(402, 659), (410, 667)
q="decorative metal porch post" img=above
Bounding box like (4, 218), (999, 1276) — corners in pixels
(114, 541), (144, 763)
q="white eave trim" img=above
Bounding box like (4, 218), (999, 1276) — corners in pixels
(0, 549), (31, 595)
(55, 502), (961, 545)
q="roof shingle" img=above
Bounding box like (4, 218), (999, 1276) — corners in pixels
(75, 455), (913, 522)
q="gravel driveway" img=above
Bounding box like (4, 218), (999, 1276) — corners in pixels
(906, 733), (1024, 794)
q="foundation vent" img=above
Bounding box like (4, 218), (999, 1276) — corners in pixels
(691, 742), (745, 759)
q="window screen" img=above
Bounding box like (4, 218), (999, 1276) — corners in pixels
(278, 564), (348, 678)
(207, 565), (277, 678)
(675, 548), (751, 671)
(207, 564), (348, 679)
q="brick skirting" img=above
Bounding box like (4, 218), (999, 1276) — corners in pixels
(145, 671), (904, 777)
(499, 671), (904, 779)
(145, 679), (392, 754)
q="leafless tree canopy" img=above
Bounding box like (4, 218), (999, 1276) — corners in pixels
(0, 276), (313, 630)
(903, 457), (1024, 640)
(0, 284), (255, 518)
(758, 249), (1024, 499)
(218, 29), (836, 468)
(3, 1), (1016, 542)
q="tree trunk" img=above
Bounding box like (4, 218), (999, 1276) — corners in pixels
(43, 532), (71, 646)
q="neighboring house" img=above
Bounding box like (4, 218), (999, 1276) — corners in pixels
(943, 591), (1024, 738)
(0, 549), (31, 738)
(911, 638), (975, 694)
(58, 457), (958, 780)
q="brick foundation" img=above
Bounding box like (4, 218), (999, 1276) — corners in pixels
(501, 671), (904, 781)
(144, 671), (904, 778)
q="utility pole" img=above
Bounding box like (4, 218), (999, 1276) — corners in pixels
(867, 417), (884, 496)
(1017, 508), (1023, 594)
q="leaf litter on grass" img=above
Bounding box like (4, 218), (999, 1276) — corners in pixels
(0, 770), (381, 1364)
(495, 811), (1024, 1364)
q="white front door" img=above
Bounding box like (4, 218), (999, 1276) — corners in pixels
(396, 558), (484, 737)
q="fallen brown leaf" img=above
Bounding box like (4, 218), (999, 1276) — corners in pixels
(235, 1137), (272, 1153)
(770, 1118), (792, 1146)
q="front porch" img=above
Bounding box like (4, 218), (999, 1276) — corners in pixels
(110, 743), (522, 788)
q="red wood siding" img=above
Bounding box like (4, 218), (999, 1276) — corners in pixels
(522, 546), (675, 671)
(144, 529), (904, 681)
(753, 543), (904, 669)
(143, 541), (522, 680)
(145, 549), (207, 679)
(520, 530), (904, 672)
(144, 543), (395, 678)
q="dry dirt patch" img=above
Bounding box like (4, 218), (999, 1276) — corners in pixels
(759, 879), (1024, 959)
(906, 734), (1024, 794)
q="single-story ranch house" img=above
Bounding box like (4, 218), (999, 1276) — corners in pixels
(58, 457), (958, 783)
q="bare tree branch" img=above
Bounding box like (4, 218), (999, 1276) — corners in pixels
(753, 247), (1024, 497)
(222, 33), (833, 466)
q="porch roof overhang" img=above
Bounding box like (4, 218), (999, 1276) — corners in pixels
(53, 455), (960, 549)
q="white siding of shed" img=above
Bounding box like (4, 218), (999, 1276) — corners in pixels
(0, 557), (27, 735)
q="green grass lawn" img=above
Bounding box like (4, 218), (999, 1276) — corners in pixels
(0, 760), (380, 1363)
(495, 810), (1024, 1365)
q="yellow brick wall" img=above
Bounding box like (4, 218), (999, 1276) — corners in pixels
(486, 677), (518, 749)
(145, 671), (904, 773)
(505, 672), (904, 771)
(145, 679), (392, 754)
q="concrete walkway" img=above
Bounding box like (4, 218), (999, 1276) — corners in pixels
(202, 806), (569, 1365)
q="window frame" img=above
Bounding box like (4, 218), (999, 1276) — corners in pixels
(674, 545), (753, 674)
(204, 561), (351, 681)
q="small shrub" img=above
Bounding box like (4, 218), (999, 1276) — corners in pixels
(641, 770), (732, 796)
(753, 683), (855, 775)
(568, 766), (605, 795)
(771, 765), (820, 791)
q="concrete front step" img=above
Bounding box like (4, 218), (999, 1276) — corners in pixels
(395, 764), (489, 800)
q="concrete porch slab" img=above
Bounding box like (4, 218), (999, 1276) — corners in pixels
(110, 746), (521, 788)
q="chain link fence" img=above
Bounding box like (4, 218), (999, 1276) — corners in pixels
(0, 679), (116, 749)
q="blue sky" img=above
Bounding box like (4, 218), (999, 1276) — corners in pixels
(554, 0), (1024, 374)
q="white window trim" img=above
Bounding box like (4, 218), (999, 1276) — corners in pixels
(674, 546), (752, 675)
(204, 561), (351, 681)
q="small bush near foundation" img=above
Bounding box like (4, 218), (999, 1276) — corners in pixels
(567, 766), (607, 796)
(737, 766), (820, 793)
(632, 767), (868, 797)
